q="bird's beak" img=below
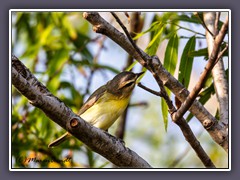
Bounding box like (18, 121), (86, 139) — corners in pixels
(136, 72), (144, 78)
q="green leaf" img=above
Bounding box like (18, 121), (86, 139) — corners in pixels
(125, 60), (138, 71)
(161, 34), (179, 131)
(40, 25), (54, 45)
(63, 16), (77, 40)
(178, 36), (196, 88)
(188, 47), (208, 58)
(189, 44), (228, 59)
(145, 23), (165, 56)
(161, 99), (169, 131)
(133, 21), (161, 40)
(164, 33), (179, 75)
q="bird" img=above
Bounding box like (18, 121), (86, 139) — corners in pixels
(48, 71), (143, 148)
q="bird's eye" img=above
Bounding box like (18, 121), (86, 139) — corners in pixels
(124, 82), (134, 88)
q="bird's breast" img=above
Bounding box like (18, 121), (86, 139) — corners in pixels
(80, 93), (130, 130)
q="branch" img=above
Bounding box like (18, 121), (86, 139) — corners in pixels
(110, 13), (215, 168)
(12, 55), (152, 168)
(195, 12), (215, 38)
(215, 12), (221, 35)
(204, 13), (229, 126)
(173, 16), (229, 123)
(83, 12), (228, 152)
(138, 83), (161, 97)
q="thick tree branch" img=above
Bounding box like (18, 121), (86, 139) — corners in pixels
(12, 55), (152, 168)
(83, 12), (228, 152)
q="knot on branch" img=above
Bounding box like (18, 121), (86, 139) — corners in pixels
(93, 25), (105, 33)
(70, 118), (80, 128)
(203, 119), (215, 129)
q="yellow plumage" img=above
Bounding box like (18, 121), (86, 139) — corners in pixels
(81, 92), (130, 130)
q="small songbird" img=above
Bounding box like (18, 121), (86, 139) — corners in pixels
(48, 71), (143, 148)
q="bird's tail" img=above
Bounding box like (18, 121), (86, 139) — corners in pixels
(48, 132), (71, 148)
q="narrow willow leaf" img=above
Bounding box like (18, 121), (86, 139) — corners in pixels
(161, 99), (169, 131)
(125, 61), (138, 71)
(133, 21), (160, 40)
(188, 47), (208, 58)
(162, 34), (179, 131)
(178, 36), (196, 88)
(164, 33), (179, 75)
(189, 44), (228, 59)
(40, 25), (54, 45)
(145, 23), (164, 56)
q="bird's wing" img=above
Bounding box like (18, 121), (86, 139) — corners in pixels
(78, 85), (107, 115)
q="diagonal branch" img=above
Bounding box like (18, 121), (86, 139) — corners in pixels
(11, 55), (152, 168)
(173, 16), (229, 122)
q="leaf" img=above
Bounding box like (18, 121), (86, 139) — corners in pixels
(178, 36), (196, 88)
(133, 21), (161, 40)
(164, 34), (179, 75)
(125, 60), (138, 71)
(63, 16), (77, 40)
(189, 44), (228, 59)
(161, 99), (169, 131)
(145, 23), (165, 56)
(40, 25), (54, 45)
(161, 34), (179, 131)
(188, 47), (208, 58)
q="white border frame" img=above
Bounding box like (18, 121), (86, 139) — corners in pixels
(9, 9), (231, 171)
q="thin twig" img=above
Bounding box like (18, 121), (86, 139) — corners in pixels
(214, 44), (228, 66)
(138, 83), (161, 97)
(215, 12), (221, 35)
(111, 12), (150, 64)
(129, 102), (148, 107)
(195, 12), (215, 38)
(169, 22), (206, 37)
